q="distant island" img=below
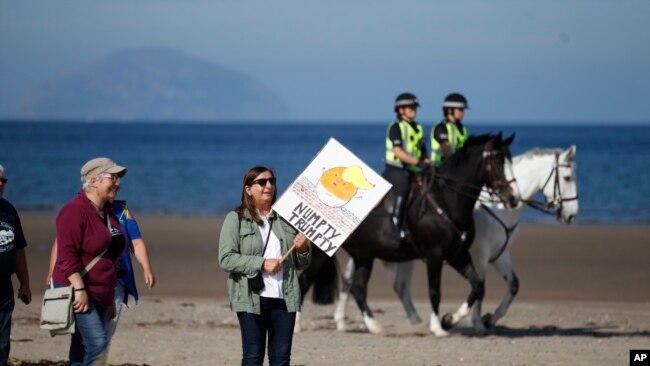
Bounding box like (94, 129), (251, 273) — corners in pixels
(16, 47), (289, 121)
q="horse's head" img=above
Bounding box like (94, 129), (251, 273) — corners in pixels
(482, 133), (519, 209)
(442, 133), (519, 209)
(503, 153), (522, 205)
(544, 145), (579, 224)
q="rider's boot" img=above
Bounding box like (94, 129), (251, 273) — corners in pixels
(390, 216), (400, 238)
(390, 205), (405, 239)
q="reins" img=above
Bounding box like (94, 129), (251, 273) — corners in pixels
(479, 203), (518, 262)
(428, 147), (512, 204)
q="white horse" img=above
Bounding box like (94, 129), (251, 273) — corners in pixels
(333, 145), (578, 334)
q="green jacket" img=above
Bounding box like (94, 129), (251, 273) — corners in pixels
(218, 209), (311, 314)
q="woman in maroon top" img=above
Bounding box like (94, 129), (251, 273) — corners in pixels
(52, 157), (127, 366)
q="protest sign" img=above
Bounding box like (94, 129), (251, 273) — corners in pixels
(273, 138), (392, 256)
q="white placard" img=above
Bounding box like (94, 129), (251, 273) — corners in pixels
(273, 138), (392, 256)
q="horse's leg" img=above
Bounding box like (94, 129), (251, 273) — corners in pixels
(334, 258), (355, 331)
(484, 250), (519, 328)
(425, 248), (449, 337)
(443, 259), (488, 335)
(466, 264), (488, 335)
(349, 257), (383, 334)
(393, 261), (422, 324)
(295, 248), (339, 333)
(465, 247), (491, 334)
(295, 267), (314, 333)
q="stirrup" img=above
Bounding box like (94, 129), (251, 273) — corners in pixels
(391, 224), (405, 239)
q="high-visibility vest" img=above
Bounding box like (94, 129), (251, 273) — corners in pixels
(385, 120), (424, 171)
(430, 120), (468, 166)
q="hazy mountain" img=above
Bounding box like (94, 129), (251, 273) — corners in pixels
(16, 48), (289, 121)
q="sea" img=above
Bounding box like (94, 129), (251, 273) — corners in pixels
(1, 121), (649, 224)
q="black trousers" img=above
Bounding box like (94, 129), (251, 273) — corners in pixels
(237, 297), (296, 366)
(0, 276), (14, 366)
(382, 165), (412, 231)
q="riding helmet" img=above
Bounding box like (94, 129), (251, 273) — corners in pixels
(394, 92), (420, 112)
(442, 93), (470, 110)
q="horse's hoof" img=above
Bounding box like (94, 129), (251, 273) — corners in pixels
(433, 329), (450, 337)
(366, 322), (384, 334)
(473, 321), (489, 336)
(481, 313), (494, 329)
(474, 327), (488, 337)
(363, 313), (384, 334)
(409, 315), (423, 325)
(336, 321), (347, 332)
(441, 313), (454, 330)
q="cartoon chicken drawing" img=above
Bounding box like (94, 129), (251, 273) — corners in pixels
(316, 165), (374, 207)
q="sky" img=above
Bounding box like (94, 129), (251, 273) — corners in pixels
(1, 0), (649, 123)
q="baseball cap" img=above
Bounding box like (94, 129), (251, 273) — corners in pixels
(81, 157), (127, 179)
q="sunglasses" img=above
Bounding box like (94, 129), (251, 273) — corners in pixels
(0, 178), (7, 184)
(100, 173), (121, 184)
(252, 177), (276, 186)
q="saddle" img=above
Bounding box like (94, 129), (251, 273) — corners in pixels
(373, 168), (432, 218)
(411, 167), (437, 219)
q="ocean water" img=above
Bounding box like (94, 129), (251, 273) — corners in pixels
(1, 121), (649, 224)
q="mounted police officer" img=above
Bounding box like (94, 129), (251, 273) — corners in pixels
(430, 93), (469, 167)
(384, 92), (430, 238)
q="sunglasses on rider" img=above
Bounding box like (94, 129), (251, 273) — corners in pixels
(0, 178), (7, 184)
(252, 177), (276, 187)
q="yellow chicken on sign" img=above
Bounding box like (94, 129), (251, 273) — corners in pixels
(316, 165), (374, 207)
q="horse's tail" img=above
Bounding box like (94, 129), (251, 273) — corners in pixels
(300, 246), (339, 305)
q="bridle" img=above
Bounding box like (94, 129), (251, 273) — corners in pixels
(522, 152), (578, 217)
(480, 139), (515, 202)
(426, 139), (513, 204)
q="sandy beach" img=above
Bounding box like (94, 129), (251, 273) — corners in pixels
(8, 212), (650, 365)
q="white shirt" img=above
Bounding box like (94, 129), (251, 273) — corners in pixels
(258, 213), (284, 299)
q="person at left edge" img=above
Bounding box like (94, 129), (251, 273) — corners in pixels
(0, 164), (31, 366)
(52, 157), (127, 366)
(383, 92), (430, 238)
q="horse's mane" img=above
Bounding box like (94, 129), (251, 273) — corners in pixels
(442, 133), (503, 168)
(512, 148), (564, 165)
(463, 133), (501, 149)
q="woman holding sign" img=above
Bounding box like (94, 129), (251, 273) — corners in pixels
(219, 166), (311, 366)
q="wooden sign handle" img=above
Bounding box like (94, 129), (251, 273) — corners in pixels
(281, 243), (297, 262)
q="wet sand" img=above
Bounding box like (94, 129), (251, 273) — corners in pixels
(9, 212), (650, 365)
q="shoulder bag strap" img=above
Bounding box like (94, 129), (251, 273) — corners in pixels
(260, 219), (274, 256)
(79, 214), (111, 277)
(239, 212), (274, 257)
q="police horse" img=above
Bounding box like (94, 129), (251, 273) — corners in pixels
(335, 145), (579, 335)
(297, 133), (518, 336)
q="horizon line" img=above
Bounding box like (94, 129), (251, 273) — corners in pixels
(1, 117), (649, 126)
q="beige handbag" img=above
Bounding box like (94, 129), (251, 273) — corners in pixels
(40, 286), (75, 336)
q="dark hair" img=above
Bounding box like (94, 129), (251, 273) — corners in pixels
(235, 166), (277, 225)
